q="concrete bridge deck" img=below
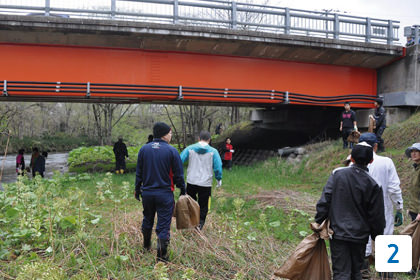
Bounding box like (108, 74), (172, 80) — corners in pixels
(0, 14), (404, 69)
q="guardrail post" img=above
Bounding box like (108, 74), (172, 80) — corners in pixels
(45, 0), (50, 16)
(333, 14), (339, 39)
(86, 82), (91, 98)
(365, 17), (371, 43)
(173, 0), (179, 24)
(387, 20), (394, 45)
(284, 91), (289, 104)
(231, 2), (237, 29)
(176, 85), (183, 100)
(2, 80), (7, 96)
(285, 7), (290, 35)
(111, 0), (116, 19)
(55, 81), (61, 93)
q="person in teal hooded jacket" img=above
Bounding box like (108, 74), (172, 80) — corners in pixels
(180, 131), (223, 230)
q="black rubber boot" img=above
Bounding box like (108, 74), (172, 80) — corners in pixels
(157, 238), (170, 262)
(360, 257), (370, 279)
(199, 219), (205, 230)
(142, 229), (152, 251)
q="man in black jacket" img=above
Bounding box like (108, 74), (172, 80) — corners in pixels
(370, 98), (386, 152)
(315, 142), (385, 280)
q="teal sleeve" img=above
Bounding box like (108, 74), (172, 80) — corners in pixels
(212, 148), (223, 181)
(180, 146), (190, 163)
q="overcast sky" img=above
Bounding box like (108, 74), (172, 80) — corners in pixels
(257, 0), (420, 44)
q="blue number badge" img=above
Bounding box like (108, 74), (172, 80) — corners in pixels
(387, 244), (399, 264)
(375, 235), (411, 272)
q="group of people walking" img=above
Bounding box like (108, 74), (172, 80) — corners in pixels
(316, 133), (420, 279)
(114, 132), (235, 174)
(134, 122), (234, 261)
(15, 147), (48, 178)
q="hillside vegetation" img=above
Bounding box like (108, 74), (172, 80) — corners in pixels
(0, 112), (419, 279)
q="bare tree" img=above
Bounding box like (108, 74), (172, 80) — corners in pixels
(91, 104), (137, 145)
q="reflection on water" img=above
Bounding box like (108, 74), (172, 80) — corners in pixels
(0, 152), (69, 184)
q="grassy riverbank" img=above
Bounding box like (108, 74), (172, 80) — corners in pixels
(0, 112), (419, 279)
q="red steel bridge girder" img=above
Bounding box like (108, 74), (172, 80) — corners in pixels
(0, 43), (377, 108)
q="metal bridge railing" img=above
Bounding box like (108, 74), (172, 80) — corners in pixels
(0, 0), (399, 45)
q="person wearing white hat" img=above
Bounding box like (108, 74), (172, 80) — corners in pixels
(404, 143), (420, 222)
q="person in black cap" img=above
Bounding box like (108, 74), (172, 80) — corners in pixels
(339, 102), (357, 149)
(135, 122), (186, 262)
(369, 98), (386, 152)
(315, 142), (385, 280)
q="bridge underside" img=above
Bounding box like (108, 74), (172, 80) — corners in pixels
(0, 43), (377, 108)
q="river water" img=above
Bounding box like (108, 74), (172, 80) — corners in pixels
(0, 152), (69, 184)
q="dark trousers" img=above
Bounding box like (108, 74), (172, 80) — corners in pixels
(342, 128), (353, 149)
(141, 191), (174, 240)
(223, 159), (233, 169)
(115, 156), (126, 171)
(187, 183), (211, 224)
(374, 126), (386, 152)
(331, 238), (366, 280)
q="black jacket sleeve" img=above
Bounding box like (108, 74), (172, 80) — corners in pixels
(315, 173), (334, 224)
(374, 107), (386, 128)
(222, 144), (229, 153)
(123, 143), (128, 158)
(351, 110), (356, 123)
(135, 149), (143, 190)
(171, 149), (186, 192)
(367, 185), (385, 240)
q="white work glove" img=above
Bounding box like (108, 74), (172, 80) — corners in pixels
(230, 150), (234, 153)
(217, 180), (222, 188)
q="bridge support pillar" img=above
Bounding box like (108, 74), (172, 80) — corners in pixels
(378, 44), (420, 107)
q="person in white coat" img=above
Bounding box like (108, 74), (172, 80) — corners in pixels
(359, 133), (403, 279)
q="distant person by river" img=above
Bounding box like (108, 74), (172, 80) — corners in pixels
(30, 148), (47, 178)
(15, 149), (25, 176)
(215, 123), (223, 135)
(113, 137), (128, 174)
